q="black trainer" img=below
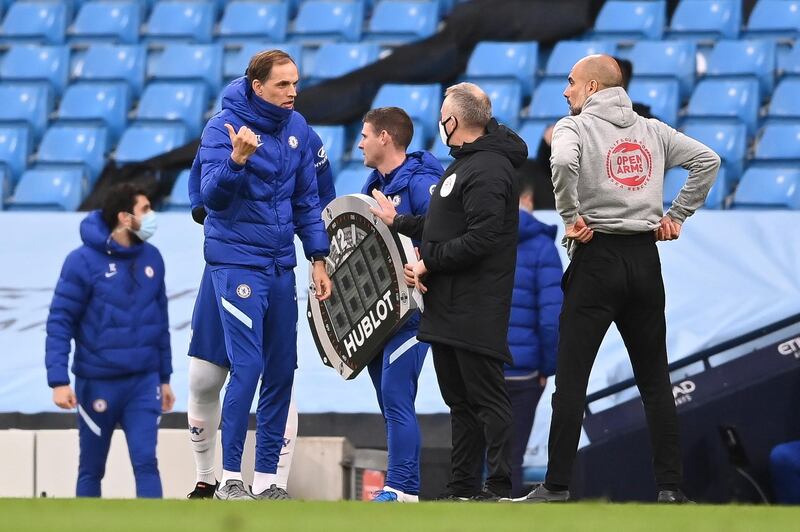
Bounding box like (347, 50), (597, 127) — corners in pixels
(187, 481), (218, 499)
(657, 489), (694, 504)
(471, 490), (503, 502)
(517, 483), (570, 503)
(435, 491), (472, 502)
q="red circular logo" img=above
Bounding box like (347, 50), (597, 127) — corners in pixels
(606, 140), (653, 189)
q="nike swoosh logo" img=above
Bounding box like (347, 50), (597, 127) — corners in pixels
(279, 452), (290, 456)
(104, 272), (117, 278)
(190, 439), (204, 443)
(256, 142), (264, 148)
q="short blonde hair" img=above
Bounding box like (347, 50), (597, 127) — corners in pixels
(444, 82), (492, 129)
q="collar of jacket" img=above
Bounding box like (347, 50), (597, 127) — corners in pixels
(222, 76), (293, 134)
(80, 210), (144, 258)
(363, 151), (439, 196)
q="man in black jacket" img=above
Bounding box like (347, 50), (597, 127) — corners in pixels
(371, 82), (528, 500)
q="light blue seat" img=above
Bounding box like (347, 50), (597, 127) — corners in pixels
(593, 0), (666, 40)
(144, 1), (215, 43)
(365, 0), (439, 44)
(778, 43), (800, 78)
(218, 1), (289, 42)
(768, 78), (800, 119)
(663, 166), (729, 209)
(687, 79), (760, 135)
(682, 121), (747, 182)
(430, 135), (452, 165)
(224, 43), (303, 81)
(0, 45), (69, 95)
(166, 168), (191, 210)
(545, 41), (617, 78)
(7, 167), (85, 211)
(527, 79), (568, 122)
(148, 44), (223, 94)
(310, 124), (346, 174)
(627, 40), (695, 100)
(0, 1), (67, 44)
(0, 82), (53, 142)
(72, 44), (147, 96)
(334, 163), (371, 196)
(70, 1), (141, 44)
(466, 41), (538, 99)
(732, 166), (800, 209)
(517, 120), (548, 159)
(0, 124), (31, 184)
(628, 78), (680, 126)
(57, 82), (131, 142)
(468, 80), (521, 129)
(291, 1), (364, 42)
(753, 123), (800, 161)
(37, 124), (109, 184)
(372, 83), (441, 141)
(115, 123), (188, 164)
(706, 40), (776, 98)
(668, 0), (741, 39)
(308, 43), (379, 83)
(137, 82), (209, 138)
(745, 0), (800, 39)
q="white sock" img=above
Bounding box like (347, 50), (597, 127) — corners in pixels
(383, 485), (419, 503)
(187, 358), (228, 485)
(221, 470), (243, 483)
(275, 394), (298, 490)
(252, 472), (279, 494)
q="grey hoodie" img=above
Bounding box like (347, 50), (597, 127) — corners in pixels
(551, 86), (720, 238)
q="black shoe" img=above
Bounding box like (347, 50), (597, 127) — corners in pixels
(435, 491), (472, 502)
(518, 483), (570, 503)
(471, 490), (503, 502)
(187, 481), (218, 499)
(657, 489), (694, 504)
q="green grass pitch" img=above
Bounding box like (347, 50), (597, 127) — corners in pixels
(1, 499), (798, 532)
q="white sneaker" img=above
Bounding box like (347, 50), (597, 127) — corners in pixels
(380, 486), (419, 503)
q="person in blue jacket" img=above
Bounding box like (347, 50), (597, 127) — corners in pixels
(358, 107), (443, 502)
(45, 183), (174, 498)
(505, 178), (563, 498)
(184, 126), (335, 500)
(195, 49), (332, 500)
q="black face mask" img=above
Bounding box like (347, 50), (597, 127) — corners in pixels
(439, 115), (458, 147)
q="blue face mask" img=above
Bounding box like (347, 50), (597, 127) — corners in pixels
(133, 211), (158, 241)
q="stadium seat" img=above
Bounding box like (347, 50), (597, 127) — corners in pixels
(0, 45), (70, 95)
(430, 135), (453, 165)
(468, 80), (522, 129)
(115, 123), (188, 164)
(218, 1), (289, 43)
(291, 1), (364, 42)
(57, 82), (131, 143)
(628, 78), (680, 126)
(36, 124), (109, 184)
(7, 167), (85, 211)
(663, 166), (729, 209)
(682, 121), (747, 181)
(144, 1), (215, 43)
(72, 44), (146, 96)
(545, 41), (617, 78)
(517, 121), (548, 159)
(70, 1), (141, 44)
(0, 124), (31, 184)
(593, 0), (666, 40)
(166, 168), (191, 210)
(365, 0), (439, 44)
(224, 43), (303, 81)
(307, 43), (380, 84)
(768, 78), (800, 118)
(466, 42), (538, 99)
(334, 164), (372, 196)
(686, 79), (760, 135)
(148, 44), (223, 94)
(527, 79), (569, 122)
(745, 0), (800, 39)
(732, 166), (800, 209)
(136, 82), (209, 138)
(626, 41), (695, 100)
(0, 1), (67, 44)
(348, 119), (426, 160)
(705, 40), (776, 98)
(753, 123), (800, 161)
(777, 43), (800, 78)
(310, 124), (346, 174)
(0, 82), (53, 142)
(668, 0), (741, 40)
(372, 83), (441, 141)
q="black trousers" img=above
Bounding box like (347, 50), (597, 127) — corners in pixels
(545, 232), (683, 491)
(432, 343), (513, 497)
(507, 375), (545, 497)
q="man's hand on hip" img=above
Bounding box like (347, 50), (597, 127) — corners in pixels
(225, 123), (259, 166)
(312, 261), (332, 301)
(369, 190), (398, 227)
(566, 216), (594, 243)
(655, 215), (682, 241)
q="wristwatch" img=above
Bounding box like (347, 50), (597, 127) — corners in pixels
(312, 255), (326, 264)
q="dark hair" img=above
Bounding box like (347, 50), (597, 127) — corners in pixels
(519, 175), (536, 199)
(101, 183), (149, 231)
(614, 57), (633, 89)
(363, 107), (414, 149)
(246, 49), (296, 84)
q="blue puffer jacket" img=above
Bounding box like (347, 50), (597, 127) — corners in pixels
(505, 211), (563, 378)
(198, 77), (329, 270)
(361, 151), (443, 332)
(45, 211), (172, 387)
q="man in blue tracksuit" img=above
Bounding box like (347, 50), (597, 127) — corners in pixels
(505, 178), (563, 497)
(357, 107), (443, 502)
(185, 127), (336, 500)
(45, 183), (174, 498)
(195, 50), (331, 500)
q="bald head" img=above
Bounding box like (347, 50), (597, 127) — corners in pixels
(563, 54), (624, 115)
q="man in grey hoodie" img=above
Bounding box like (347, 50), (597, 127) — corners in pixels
(522, 55), (720, 504)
